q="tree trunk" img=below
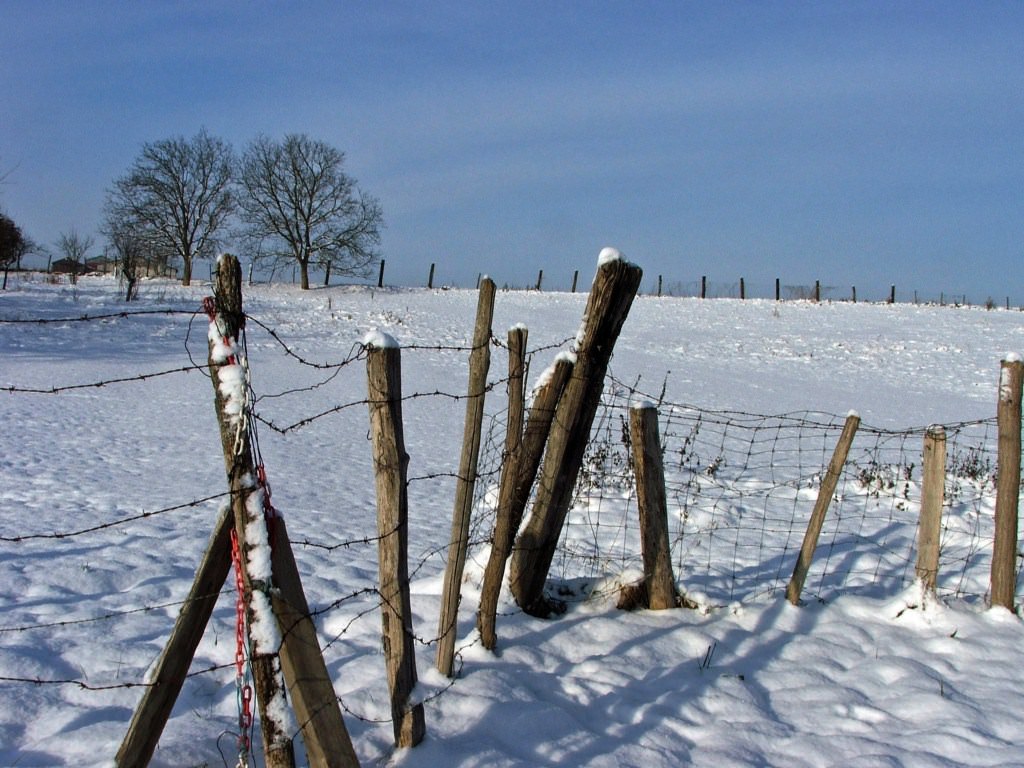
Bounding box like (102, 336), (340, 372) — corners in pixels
(300, 258), (311, 290)
(181, 256), (192, 286)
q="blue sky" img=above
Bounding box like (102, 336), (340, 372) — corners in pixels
(1, 2), (1021, 300)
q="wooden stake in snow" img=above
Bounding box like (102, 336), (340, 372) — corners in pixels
(477, 326), (528, 649)
(786, 412), (860, 606)
(116, 506), (234, 768)
(916, 426), (946, 593)
(629, 402), (678, 610)
(510, 250), (643, 615)
(365, 334), (427, 746)
(478, 348), (574, 647)
(208, 255), (296, 768)
(991, 355), (1023, 610)
(436, 278), (496, 676)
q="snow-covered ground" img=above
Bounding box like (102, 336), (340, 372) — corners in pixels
(2, 268), (1023, 767)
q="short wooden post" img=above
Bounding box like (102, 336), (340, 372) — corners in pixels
(775, 278), (780, 301)
(916, 426), (946, 593)
(478, 326), (528, 649)
(365, 336), (427, 746)
(378, 259), (386, 288)
(248, 261), (255, 285)
(116, 507), (234, 767)
(535, 269), (544, 291)
(571, 269), (579, 293)
(428, 262), (435, 289)
(657, 275), (663, 297)
(814, 280), (821, 302)
(739, 277), (745, 300)
(852, 286), (857, 303)
(436, 278), (496, 676)
(701, 275), (707, 299)
(991, 356), (1023, 610)
(786, 413), (860, 605)
(629, 402), (677, 609)
(510, 252), (643, 615)
(889, 284), (896, 304)
(478, 353), (572, 644)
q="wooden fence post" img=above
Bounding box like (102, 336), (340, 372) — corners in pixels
(509, 251), (643, 615)
(740, 277), (745, 300)
(478, 353), (572, 646)
(378, 259), (386, 288)
(786, 412), (860, 605)
(775, 278), (780, 301)
(536, 269), (544, 291)
(657, 275), (663, 297)
(571, 269), (579, 293)
(852, 286), (857, 303)
(365, 335), (427, 746)
(477, 326), (528, 649)
(428, 262), (435, 289)
(701, 275), (707, 299)
(889, 284), (896, 304)
(116, 507), (234, 767)
(436, 278), (496, 676)
(208, 256), (295, 768)
(814, 280), (821, 303)
(916, 426), (946, 593)
(629, 402), (677, 609)
(991, 356), (1023, 610)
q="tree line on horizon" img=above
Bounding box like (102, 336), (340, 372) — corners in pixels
(0, 130), (383, 299)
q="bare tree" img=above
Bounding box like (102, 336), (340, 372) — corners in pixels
(107, 129), (235, 286)
(238, 134), (383, 290)
(56, 229), (94, 285)
(102, 215), (146, 301)
(1, 212), (27, 290)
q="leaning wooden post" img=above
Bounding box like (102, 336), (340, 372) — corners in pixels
(478, 352), (573, 647)
(510, 249), (643, 615)
(378, 259), (386, 288)
(916, 426), (946, 594)
(427, 262), (435, 289)
(116, 507), (234, 767)
(477, 326), (528, 649)
(536, 269), (544, 291)
(436, 278), (496, 676)
(365, 333), (427, 746)
(571, 269), (579, 293)
(991, 355), (1023, 610)
(629, 402), (677, 609)
(785, 412), (860, 605)
(207, 255), (295, 768)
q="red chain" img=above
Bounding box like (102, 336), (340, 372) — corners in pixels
(230, 528), (253, 759)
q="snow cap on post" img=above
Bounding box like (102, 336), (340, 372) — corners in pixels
(362, 329), (400, 349)
(598, 246), (624, 266)
(1003, 352), (1023, 364)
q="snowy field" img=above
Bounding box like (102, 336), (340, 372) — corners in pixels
(2, 266), (1024, 767)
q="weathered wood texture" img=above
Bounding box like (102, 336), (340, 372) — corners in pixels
(436, 279), (496, 676)
(785, 413), (860, 606)
(270, 518), (362, 765)
(629, 404), (677, 610)
(209, 255), (296, 768)
(366, 343), (427, 746)
(477, 327), (528, 649)
(478, 353), (573, 644)
(115, 506), (233, 768)
(991, 358), (1023, 610)
(509, 258), (643, 615)
(916, 426), (946, 593)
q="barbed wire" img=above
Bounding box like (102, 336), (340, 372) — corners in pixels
(0, 308), (199, 324)
(0, 492), (230, 542)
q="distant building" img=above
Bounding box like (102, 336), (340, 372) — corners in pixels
(50, 258), (89, 275)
